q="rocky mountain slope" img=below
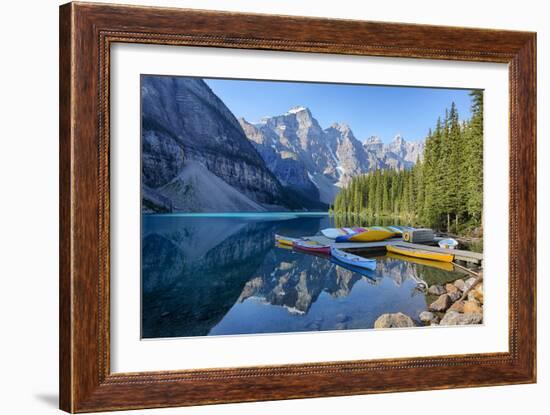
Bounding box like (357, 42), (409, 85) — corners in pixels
(141, 76), (294, 212)
(239, 106), (424, 204)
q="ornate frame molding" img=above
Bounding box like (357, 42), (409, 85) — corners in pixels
(60, 2), (536, 412)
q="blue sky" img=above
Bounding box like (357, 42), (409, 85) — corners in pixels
(205, 78), (476, 143)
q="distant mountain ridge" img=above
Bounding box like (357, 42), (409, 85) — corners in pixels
(239, 106), (424, 204)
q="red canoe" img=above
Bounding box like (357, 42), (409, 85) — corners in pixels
(292, 239), (331, 255)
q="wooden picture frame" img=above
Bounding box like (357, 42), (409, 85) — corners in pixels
(59, 2), (536, 412)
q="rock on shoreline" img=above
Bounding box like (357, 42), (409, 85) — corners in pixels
(429, 294), (452, 312)
(428, 274), (484, 327)
(440, 311), (483, 326)
(374, 312), (415, 328)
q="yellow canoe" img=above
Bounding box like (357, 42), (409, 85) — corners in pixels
(275, 242), (293, 250)
(341, 229), (395, 242)
(386, 252), (455, 271)
(386, 245), (454, 263)
(370, 226), (402, 236)
(274, 234), (297, 246)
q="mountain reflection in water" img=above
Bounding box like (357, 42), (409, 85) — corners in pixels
(141, 213), (468, 338)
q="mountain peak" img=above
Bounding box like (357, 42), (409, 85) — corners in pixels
(329, 122), (352, 133)
(364, 136), (382, 145)
(392, 134), (405, 143)
(286, 105), (309, 115)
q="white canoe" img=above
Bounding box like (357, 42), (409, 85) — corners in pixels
(330, 247), (376, 270)
(438, 238), (459, 249)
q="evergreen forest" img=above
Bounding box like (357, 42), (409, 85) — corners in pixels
(331, 90), (483, 234)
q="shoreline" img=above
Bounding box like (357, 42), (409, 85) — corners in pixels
(329, 212), (483, 243)
(375, 271), (484, 328)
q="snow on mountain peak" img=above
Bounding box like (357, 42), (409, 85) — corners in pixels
(286, 106), (308, 114)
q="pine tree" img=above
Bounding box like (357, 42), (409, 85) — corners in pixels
(466, 90), (483, 225)
(382, 172), (390, 215)
(414, 158), (425, 220)
(374, 171), (382, 215)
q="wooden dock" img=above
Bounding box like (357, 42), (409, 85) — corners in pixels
(307, 235), (483, 265)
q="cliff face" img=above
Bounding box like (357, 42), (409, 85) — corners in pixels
(141, 76), (288, 212)
(239, 118), (321, 207)
(325, 123), (371, 187)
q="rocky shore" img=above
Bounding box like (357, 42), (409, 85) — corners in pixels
(374, 273), (484, 328)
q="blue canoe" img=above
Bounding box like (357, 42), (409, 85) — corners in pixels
(330, 247), (376, 271)
(330, 258), (378, 280)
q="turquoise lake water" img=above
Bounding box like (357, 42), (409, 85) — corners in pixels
(141, 213), (468, 338)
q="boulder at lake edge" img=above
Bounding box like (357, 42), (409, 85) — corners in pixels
(465, 277), (478, 290)
(459, 312), (483, 325)
(448, 291), (461, 302)
(454, 279), (466, 292)
(449, 300), (465, 313)
(429, 294), (452, 312)
(445, 283), (459, 294)
(471, 284), (484, 303)
(428, 285), (446, 295)
(463, 300), (483, 314)
(440, 311), (483, 326)
(419, 311), (436, 324)
(374, 312), (416, 329)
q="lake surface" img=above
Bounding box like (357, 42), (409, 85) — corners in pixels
(141, 213), (469, 338)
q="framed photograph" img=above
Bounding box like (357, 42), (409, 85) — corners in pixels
(59, 2), (536, 412)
